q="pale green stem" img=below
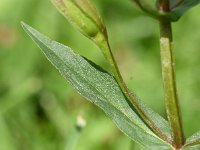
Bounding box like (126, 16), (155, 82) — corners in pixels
(159, 0), (185, 148)
(159, 19), (185, 149)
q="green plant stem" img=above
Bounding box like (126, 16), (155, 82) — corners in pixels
(159, 0), (184, 149)
(99, 40), (171, 144)
(159, 18), (184, 149)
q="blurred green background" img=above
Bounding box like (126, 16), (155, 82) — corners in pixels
(0, 0), (200, 149)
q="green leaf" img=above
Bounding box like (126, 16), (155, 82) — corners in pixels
(21, 22), (172, 149)
(183, 131), (200, 149)
(170, 0), (200, 21)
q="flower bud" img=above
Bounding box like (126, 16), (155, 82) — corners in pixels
(51, 0), (107, 42)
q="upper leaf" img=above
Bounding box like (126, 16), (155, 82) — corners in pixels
(21, 22), (172, 149)
(170, 0), (200, 21)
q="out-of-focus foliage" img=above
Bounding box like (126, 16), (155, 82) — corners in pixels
(0, 0), (200, 150)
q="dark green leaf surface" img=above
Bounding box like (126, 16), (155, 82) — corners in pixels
(21, 22), (172, 149)
(170, 0), (200, 21)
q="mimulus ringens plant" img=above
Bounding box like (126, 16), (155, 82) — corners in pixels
(21, 0), (200, 149)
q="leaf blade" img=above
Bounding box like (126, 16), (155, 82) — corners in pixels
(170, 0), (200, 21)
(21, 22), (172, 149)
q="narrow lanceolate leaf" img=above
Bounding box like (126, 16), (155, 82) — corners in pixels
(183, 131), (200, 149)
(170, 0), (200, 21)
(21, 22), (172, 149)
